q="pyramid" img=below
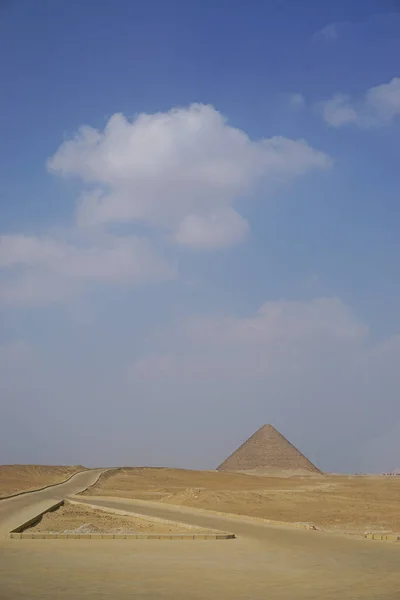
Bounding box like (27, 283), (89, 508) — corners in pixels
(217, 424), (321, 474)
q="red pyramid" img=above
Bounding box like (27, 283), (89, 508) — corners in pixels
(217, 424), (321, 473)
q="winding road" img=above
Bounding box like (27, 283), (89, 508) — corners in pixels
(1, 473), (400, 599)
(0, 469), (105, 538)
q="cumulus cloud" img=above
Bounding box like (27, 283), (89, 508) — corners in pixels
(128, 297), (400, 472)
(0, 103), (331, 306)
(48, 104), (331, 249)
(322, 94), (358, 127)
(0, 234), (175, 306)
(174, 208), (249, 249)
(322, 77), (400, 128)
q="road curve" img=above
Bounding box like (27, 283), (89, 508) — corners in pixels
(74, 495), (400, 595)
(0, 469), (106, 537)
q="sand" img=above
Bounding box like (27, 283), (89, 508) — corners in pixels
(3, 502), (400, 599)
(0, 465), (85, 498)
(2, 465), (400, 599)
(27, 500), (213, 534)
(81, 467), (400, 534)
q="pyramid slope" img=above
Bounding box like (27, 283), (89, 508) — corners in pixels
(217, 425), (321, 473)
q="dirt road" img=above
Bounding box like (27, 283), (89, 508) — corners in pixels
(82, 467), (400, 534)
(0, 465), (86, 498)
(0, 469), (105, 538)
(1, 474), (400, 599)
(61, 495), (399, 599)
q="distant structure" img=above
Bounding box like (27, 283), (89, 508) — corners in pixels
(217, 424), (321, 474)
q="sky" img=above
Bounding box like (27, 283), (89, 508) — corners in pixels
(1, 0), (400, 473)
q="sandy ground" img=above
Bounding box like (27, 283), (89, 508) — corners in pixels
(0, 465), (85, 498)
(1, 469), (400, 599)
(81, 467), (400, 534)
(28, 501), (215, 534)
(2, 522), (400, 599)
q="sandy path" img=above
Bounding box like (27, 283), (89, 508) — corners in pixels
(0, 469), (105, 538)
(0, 465), (85, 498)
(1, 493), (399, 599)
(82, 467), (400, 533)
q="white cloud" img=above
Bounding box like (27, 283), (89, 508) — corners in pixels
(365, 77), (400, 122)
(174, 208), (249, 249)
(0, 103), (331, 306)
(0, 234), (175, 306)
(322, 77), (400, 128)
(323, 94), (358, 127)
(48, 104), (331, 249)
(184, 297), (367, 345)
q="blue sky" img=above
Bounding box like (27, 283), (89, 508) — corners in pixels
(1, 0), (400, 472)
